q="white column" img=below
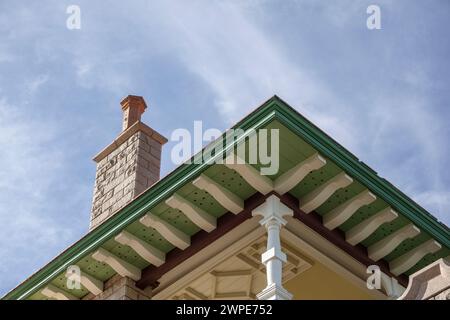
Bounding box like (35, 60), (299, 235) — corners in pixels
(252, 195), (293, 300)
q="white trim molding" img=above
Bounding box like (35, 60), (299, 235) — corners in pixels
(139, 213), (190, 250)
(368, 224), (420, 262)
(346, 208), (398, 246)
(389, 240), (442, 276)
(252, 195), (293, 300)
(193, 174), (244, 214)
(115, 230), (165, 266)
(381, 273), (405, 299)
(166, 194), (216, 232)
(224, 154), (273, 195)
(65, 269), (103, 295)
(91, 248), (141, 281)
(274, 153), (326, 194)
(41, 284), (78, 300)
(299, 172), (353, 214)
(323, 190), (376, 230)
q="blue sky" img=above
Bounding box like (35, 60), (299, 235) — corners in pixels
(0, 0), (449, 296)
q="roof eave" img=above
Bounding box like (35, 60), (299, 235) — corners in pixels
(4, 95), (449, 300)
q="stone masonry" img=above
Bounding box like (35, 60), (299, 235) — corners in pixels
(399, 258), (450, 300)
(83, 275), (152, 300)
(90, 96), (167, 230)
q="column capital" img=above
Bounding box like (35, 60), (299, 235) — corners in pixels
(252, 194), (293, 227)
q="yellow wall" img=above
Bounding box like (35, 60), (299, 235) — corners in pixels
(284, 261), (378, 300)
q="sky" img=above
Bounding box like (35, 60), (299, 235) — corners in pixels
(0, 0), (449, 296)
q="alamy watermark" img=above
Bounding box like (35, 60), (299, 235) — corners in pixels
(366, 264), (382, 290)
(66, 5), (81, 30)
(367, 5), (381, 30)
(170, 121), (280, 175)
(66, 265), (81, 290)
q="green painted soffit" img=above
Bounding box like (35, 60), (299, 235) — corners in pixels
(4, 95), (450, 300)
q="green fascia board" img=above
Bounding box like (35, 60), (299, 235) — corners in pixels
(4, 95), (449, 300)
(269, 95), (449, 247)
(3, 101), (276, 300)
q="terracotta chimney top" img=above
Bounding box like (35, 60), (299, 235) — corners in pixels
(120, 95), (147, 131)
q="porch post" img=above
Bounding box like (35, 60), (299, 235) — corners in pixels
(252, 194), (293, 300)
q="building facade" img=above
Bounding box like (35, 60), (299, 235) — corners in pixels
(4, 95), (449, 300)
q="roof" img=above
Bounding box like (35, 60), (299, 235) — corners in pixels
(4, 95), (449, 300)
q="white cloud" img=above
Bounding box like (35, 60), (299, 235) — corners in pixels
(26, 74), (50, 95)
(137, 1), (361, 150)
(0, 98), (81, 292)
(72, 50), (135, 93)
(141, 1), (364, 150)
(141, 1), (449, 227)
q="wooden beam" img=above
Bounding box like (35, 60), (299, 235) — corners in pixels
(346, 208), (398, 245)
(299, 172), (353, 213)
(224, 155), (273, 194)
(139, 213), (190, 250)
(192, 174), (244, 214)
(368, 224), (421, 261)
(136, 193), (265, 290)
(323, 190), (376, 230)
(274, 153), (326, 194)
(115, 230), (165, 266)
(136, 192), (409, 290)
(41, 284), (78, 300)
(65, 269), (103, 295)
(91, 248), (141, 281)
(389, 240), (442, 276)
(279, 192), (408, 287)
(166, 194), (216, 232)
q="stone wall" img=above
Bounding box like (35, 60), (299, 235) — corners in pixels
(83, 275), (152, 300)
(90, 128), (162, 230)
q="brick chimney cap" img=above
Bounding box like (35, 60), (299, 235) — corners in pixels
(120, 95), (148, 112)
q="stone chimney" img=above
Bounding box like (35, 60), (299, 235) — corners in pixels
(90, 95), (167, 230)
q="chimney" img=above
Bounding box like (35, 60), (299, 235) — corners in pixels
(121, 95), (147, 131)
(90, 95), (167, 230)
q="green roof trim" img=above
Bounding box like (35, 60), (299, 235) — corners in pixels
(270, 96), (449, 246)
(4, 95), (449, 300)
